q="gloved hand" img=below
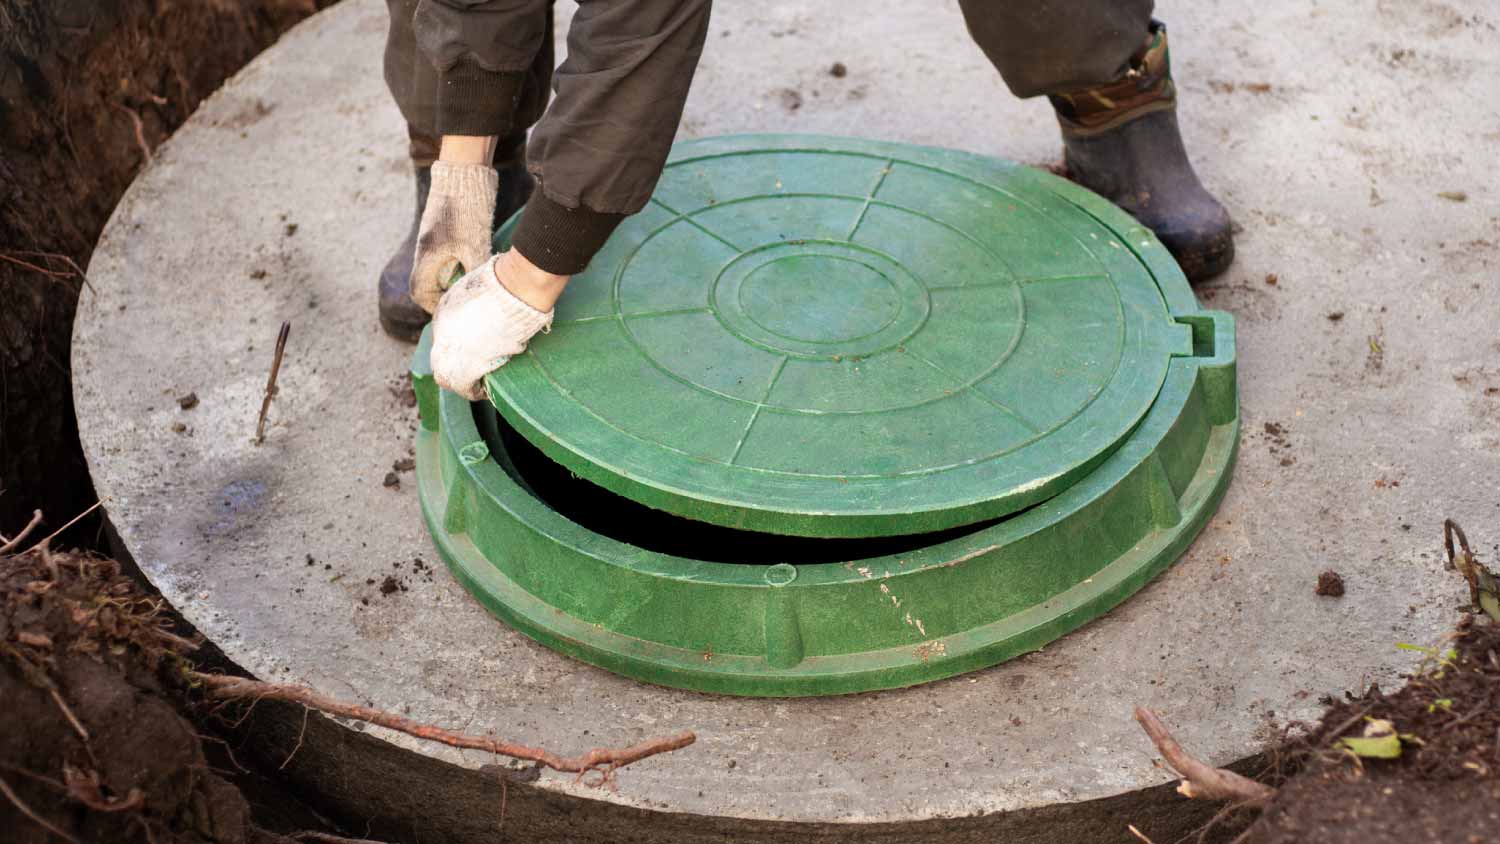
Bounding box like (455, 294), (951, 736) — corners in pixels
(430, 253), (554, 400)
(409, 161), (499, 314)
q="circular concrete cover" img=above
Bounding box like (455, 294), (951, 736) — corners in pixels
(487, 136), (1191, 537)
(71, 1), (1476, 834)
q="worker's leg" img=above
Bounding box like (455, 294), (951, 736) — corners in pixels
(958, 2), (1233, 282)
(378, 0), (554, 342)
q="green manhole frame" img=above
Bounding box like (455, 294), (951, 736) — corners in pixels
(483, 135), (1199, 539)
(411, 171), (1237, 697)
(413, 320), (1235, 696)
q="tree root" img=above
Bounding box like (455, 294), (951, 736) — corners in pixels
(0, 773), (82, 844)
(191, 672), (696, 786)
(1134, 707), (1276, 804)
(0, 509), (44, 554)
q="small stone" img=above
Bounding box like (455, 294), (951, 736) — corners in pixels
(1315, 570), (1345, 597)
(1326, 312), (1344, 322)
(392, 457), (416, 473)
(383, 472), (400, 489)
(285, 222), (299, 236)
(1264, 273), (1278, 286)
(177, 392), (199, 410)
(380, 575), (400, 596)
(829, 61), (848, 78)
(170, 421), (187, 433)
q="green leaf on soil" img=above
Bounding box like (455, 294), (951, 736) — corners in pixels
(1339, 734), (1402, 759)
(1479, 589), (1500, 623)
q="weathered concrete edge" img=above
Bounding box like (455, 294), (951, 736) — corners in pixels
(103, 506), (1252, 843)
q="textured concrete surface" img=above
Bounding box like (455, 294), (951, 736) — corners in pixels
(75, 0), (1498, 839)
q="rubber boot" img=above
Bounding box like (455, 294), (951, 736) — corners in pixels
(1049, 24), (1233, 283)
(377, 136), (536, 342)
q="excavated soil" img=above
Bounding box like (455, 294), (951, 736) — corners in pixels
(0, 547), (291, 844)
(1243, 616), (1500, 844)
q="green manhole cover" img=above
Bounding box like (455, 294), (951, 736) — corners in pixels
(412, 135), (1239, 696)
(485, 135), (1195, 537)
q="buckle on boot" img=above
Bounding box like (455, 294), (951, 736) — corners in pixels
(1050, 22), (1177, 137)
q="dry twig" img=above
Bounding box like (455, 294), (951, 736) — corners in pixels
(254, 321), (291, 445)
(13, 251), (96, 296)
(24, 500), (104, 555)
(1134, 707), (1275, 804)
(192, 672), (695, 784)
(1, 509), (44, 554)
(292, 832), (391, 844)
(111, 101), (152, 163)
(0, 253), (71, 277)
(49, 687), (91, 743)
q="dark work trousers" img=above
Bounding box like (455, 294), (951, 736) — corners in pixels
(383, 0), (554, 167)
(956, 0), (1155, 97)
(383, 0), (713, 274)
(381, 0), (1152, 272)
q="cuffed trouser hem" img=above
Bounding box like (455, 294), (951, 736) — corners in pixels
(434, 57), (525, 136)
(1050, 21), (1175, 138)
(510, 189), (626, 276)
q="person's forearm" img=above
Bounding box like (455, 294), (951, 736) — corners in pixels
(494, 248), (569, 312)
(439, 135), (498, 165)
(433, 135), (569, 311)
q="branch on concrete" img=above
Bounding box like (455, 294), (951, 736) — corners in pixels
(191, 672), (696, 785)
(1134, 707), (1275, 804)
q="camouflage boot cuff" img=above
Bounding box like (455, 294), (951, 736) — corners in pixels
(1050, 23), (1176, 138)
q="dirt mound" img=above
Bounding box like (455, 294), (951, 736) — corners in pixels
(1244, 617), (1500, 844)
(0, 547), (290, 844)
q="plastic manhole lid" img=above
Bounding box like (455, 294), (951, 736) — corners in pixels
(487, 135), (1194, 538)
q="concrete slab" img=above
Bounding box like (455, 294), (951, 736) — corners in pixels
(74, 0), (1499, 840)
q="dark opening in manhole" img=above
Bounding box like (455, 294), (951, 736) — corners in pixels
(479, 402), (1002, 565)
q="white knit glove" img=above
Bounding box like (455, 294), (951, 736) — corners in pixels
(410, 161), (499, 314)
(431, 254), (554, 400)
